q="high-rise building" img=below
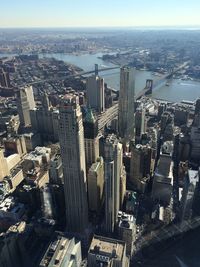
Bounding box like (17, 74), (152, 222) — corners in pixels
(117, 211), (136, 257)
(152, 141), (174, 204)
(0, 68), (10, 88)
(190, 113), (200, 163)
(118, 67), (135, 140)
(174, 106), (189, 126)
(88, 157), (104, 213)
(195, 98), (200, 115)
(88, 235), (129, 267)
(0, 222), (29, 267)
(17, 86), (35, 127)
(180, 170), (199, 221)
(58, 95), (88, 233)
(83, 107), (99, 169)
(120, 165), (126, 209)
(130, 144), (152, 192)
(86, 74), (105, 113)
(104, 134), (123, 233)
(135, 106), (146, 143)
(30, 92), (59, 142)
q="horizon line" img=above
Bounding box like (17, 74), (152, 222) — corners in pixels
(0, 25), (200, 30)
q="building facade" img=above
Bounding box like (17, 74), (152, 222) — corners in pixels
(117, 211), (136, 257)
(0, 149), (9, 181)
(58, 95), (88, 233)
(86, 75), (105, 113)
(88, 157), (104, 213)
(118, 67), (135, 140)
(30, 93), (59, 142)
(130, 144), (152, 191)
(83, 108), (99, 170)
(135, 106), (146, 143)
(104, 134), (123, 233)
(39, 234), (82, 267)
(17, 86), (35, 127)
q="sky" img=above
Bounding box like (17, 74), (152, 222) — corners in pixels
(1, 0), (200, 28)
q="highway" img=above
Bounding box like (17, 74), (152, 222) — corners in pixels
(97, 103), (118, 131)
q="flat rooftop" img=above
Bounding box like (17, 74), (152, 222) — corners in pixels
(89, 235), (125, 260)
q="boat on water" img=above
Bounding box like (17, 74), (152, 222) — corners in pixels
(165, 82), (170, 86)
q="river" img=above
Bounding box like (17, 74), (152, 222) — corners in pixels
(1, 52), (200, 102)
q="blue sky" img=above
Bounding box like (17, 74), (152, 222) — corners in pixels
(1, 0), (200, 28)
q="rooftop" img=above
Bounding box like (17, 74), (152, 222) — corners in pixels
(89, 157), (103, 172)
(40, 235), (80, 267)
(118, 211), (135, 230)
(188, 170), (199, 186)
(89, 235), (125, 261)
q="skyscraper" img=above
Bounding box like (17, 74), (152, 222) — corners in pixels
(191, 112), (200, 163)
(135, 106), (146, 143)
(130, 144), (152, 192)
(88, 157), (104, 213)
(0, 68), (10, 88)
(180, 170), (199, 222)
(117, 211), (136, 257)
(86, 74), (105, 113)
(118, 67), (135, 140)
(17, 86), (35, 127)
(58, 95), (88, 233)
(30, 92), (59, 142)
(83, 107), (99, 169)
(104, 134), (123, 233)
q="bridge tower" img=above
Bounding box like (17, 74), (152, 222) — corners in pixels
(145, 79), (153, 95)
(167, 66), (174, 79)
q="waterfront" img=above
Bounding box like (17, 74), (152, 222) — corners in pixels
(1, 52), (200, 102)
(39, 53), (200, 102)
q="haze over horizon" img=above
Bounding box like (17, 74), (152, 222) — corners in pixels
(1, 0), (200, 28)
